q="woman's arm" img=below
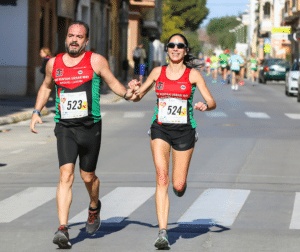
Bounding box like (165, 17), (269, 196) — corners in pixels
(131, 67), (161, 102)
(189, 69), (216, 111)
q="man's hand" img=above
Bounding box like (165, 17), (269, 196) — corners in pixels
(30, 114), (43, 133)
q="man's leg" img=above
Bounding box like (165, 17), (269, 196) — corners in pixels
(81, 170), (100, 208)
(57, 163), (75, 226)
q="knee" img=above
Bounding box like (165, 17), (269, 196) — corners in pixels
(81, 173), (97, 184)
(59, 170), (74, 185)
(173, 181), (186, 192)
(156, 173), (169, 188)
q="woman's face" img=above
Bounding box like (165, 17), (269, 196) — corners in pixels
(167, 35), (187, 63)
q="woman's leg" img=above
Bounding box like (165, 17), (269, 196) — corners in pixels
(172, 147), (194, 194)
(151, 138), (171, 230)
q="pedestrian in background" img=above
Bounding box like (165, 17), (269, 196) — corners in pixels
(239, 52), (246, 86)
(210, 53), (219, 83)
(133, 43), (147, 83)
(219, 49), (229, 85)
(229, 49), (244, 91)
(250, 53), (259, 83)
(39, 47), (52, 78)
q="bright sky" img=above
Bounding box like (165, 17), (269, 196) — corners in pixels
(202, 0), (250, 27)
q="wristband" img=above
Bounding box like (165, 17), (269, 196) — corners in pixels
(123, 92), (129, 101)
(32, 109), (41, 116)
(204, 103), (209, 109)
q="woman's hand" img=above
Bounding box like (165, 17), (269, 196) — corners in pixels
(194, 102), (208, 112)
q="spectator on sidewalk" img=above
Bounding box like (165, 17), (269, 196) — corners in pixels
(40, 47), (52, 79)
(133, 43), (147, 83)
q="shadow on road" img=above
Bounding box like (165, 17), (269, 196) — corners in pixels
(68, 218), (230, 248)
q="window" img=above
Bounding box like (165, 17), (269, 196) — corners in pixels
(263, 2), (271, 19)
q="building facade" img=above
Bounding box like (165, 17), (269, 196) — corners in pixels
(0, 0), (162, 96)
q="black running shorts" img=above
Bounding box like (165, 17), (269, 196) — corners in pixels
(150, 126), (197, 151)
(54, 121), (102, 172)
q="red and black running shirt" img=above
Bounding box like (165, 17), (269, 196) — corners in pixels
(52, 51), (101, 126)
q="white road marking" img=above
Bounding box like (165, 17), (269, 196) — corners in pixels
(10, 149), (24, 154)
(123, 112), (145, 118)
(245, 112), (270, 119)
(69, 187), (155, 223)
(0, 187), (56, 223)
(285, 113), (300, 120)
(205, 111), (228, 118)
(290, 193), (300, 229)
(177, 189), (250, 226)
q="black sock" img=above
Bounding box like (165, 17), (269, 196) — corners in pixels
(89, 199), (101, 211)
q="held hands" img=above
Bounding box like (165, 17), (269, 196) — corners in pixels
(194, 102), (208, 112)
(126, 79), (141, 99)
(30, 113), (43, 133)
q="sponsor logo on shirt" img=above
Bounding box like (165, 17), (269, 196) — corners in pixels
(56, 69), (64, 77)
(181, 85), (186, 90)
(78, 70), (83, 75)
(157, 82), (164, 90)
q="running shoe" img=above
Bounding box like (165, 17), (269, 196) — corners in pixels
(241, 81), (245, 85)
(238, 81), (242, 86)
(154, 229), (170, 249)
(173, 183), (187, 197)
(231, 85), (235, 90)
(53, 225), (72, 249)
(86, 199), (101, 234)
(235, 85), (238, 90)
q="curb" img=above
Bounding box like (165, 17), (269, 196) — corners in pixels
(0, 107), (50, 126)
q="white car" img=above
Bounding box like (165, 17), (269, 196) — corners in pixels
(286, 62), (299, 97)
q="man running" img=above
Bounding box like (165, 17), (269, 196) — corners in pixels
(228, 49), (244, 91)
(30, 21), (138, 249)
(210, 53), (219, 83)
(219, 49), (229, 85)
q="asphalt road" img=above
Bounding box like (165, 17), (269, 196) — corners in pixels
(1, 75), (300, 252)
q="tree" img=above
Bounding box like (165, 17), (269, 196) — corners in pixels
(161, 0), (209, 43)
(206, 16), (241, 50)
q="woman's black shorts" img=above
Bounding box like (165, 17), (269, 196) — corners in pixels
(150, 126), (197, 151)
(54, 121), (102, 172)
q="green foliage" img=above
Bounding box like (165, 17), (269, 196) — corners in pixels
(161, 0), (209, 43)
(206, 15), (243, 50)
(184, 31), (202, 56)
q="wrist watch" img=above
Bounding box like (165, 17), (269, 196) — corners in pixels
(32, 109), (41, 116)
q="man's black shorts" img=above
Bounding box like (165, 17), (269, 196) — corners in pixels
(54, 121), (102, 172)
(150, 126), (197, 151)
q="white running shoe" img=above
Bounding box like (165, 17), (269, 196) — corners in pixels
(231, 85), (235, 90)
(235, 85), (238, 90)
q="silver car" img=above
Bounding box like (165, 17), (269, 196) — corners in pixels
(286, 62), (299, 97)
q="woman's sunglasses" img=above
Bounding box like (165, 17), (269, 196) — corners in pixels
(166, 42), (187, 49)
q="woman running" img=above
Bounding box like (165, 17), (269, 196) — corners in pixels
(130, 33), (216, 249)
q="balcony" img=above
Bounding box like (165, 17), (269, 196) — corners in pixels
(130, 0), (155, 8)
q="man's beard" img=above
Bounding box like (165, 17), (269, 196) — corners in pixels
(65, 42), (86, 57)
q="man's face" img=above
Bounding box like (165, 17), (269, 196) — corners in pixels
(65, 24), (88, 57)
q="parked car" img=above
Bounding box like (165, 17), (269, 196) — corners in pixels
(285, 61), (299, 96)
(258, 58), (290, 84)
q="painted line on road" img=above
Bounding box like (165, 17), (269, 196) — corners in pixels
(0, 187), (56, 223)
(69, 187), (155, 224)
(10, 149), (24, 154)
(205, 111), (228, 118)
(177, 189), (250, 226)
(123, 112), (145, 118)
(285, 113), (300, 120)
(289, 192), (300, 229)
(245, 112), (270, 119)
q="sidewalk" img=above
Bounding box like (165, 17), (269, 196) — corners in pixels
(0, 89), (121, 126)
